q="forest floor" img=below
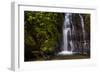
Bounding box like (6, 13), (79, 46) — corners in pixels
(25, 54), (90, 62)
(52, 54), (90, 60)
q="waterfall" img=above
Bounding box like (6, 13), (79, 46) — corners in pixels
(58, 13), (74, 55)
(57, 13), (87, 56)
(79, 14), (86, 47)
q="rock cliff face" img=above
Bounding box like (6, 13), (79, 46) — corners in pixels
(68, 13), (90, 54)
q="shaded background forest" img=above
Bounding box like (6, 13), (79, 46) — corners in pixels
(24, 11), (90, 61)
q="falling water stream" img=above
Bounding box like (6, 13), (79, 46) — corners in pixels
(58, 13), (86, 55)
(79, 14), (86, 48)
(58, 13), (74, 55)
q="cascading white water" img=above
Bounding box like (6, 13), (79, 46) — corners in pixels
(57, 13), (87, 55)
(79, 14), (86, 46)
(58, 13), (74, 55)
